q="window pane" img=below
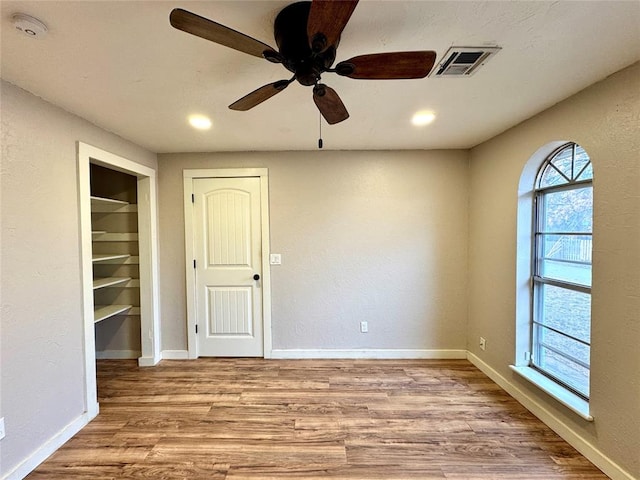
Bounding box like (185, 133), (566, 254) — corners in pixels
(576, 162), (593, 181)
(573, 146), (592, 181)
(540, 187), (593, 232)
(536, 283), (591, 343)
(551, 146), (574, 179)
(539, 163), (568, 188)
(533, 340), (590, 398)
(538, 234), (592, 285)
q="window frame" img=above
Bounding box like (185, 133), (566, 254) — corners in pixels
(530, 142), (593, 401)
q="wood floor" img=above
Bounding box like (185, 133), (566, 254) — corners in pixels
(27, 358), (608, 479)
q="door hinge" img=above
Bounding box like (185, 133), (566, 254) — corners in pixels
(195, 324), (198, 334)
(191, 193), (195, 203)
(193, 259), (196, 269)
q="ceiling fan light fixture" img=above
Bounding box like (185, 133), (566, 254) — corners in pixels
(188, 115), (212, 130)
(412, 111), (436, 127)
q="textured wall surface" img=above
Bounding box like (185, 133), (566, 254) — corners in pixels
(468, 63), (640, 477)
(158, 150), (470, 353)
(0, 80), (157, 477)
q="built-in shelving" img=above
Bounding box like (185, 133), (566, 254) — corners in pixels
(90, 190), (140, 326)
(88, 160), (145, 359)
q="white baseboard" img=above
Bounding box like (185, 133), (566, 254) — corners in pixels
(161, 349), (190, 360)
(138, 355), (161, 367)
(466, 352), (635, 480)
(95, 349), (140, 360)
(270, 348), (467, 359)
(1, 408), (98, 480)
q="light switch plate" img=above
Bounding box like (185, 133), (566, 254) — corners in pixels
(270, 254), (282, 265)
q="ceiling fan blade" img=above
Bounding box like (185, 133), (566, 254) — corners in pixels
(229, 80), (291, 111)
(313, 84), (349, 125)
(335, 51), (437, 79)
(170, 8), (278, 59)
(307, 0), (359, 53)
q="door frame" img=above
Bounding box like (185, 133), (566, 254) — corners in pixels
(78, 142), (161, 416)
(183, 168), (272, 359)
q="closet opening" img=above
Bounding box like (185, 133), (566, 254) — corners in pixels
(91, 164), (141, 359)
(78, 143), (160, 418)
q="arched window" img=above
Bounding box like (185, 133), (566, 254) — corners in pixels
(532, 143), (593, 399)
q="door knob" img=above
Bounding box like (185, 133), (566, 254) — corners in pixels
(253, 274), (260, 281)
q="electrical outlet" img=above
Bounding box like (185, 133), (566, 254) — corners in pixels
(360, 321), (368, 333)
(0, 417), (5, 440)
(479, 337), (486, 351)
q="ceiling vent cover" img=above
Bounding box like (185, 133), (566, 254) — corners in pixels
(430, 46), (501, 77)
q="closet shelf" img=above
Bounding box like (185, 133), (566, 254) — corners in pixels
(92, 203), (138, 213)
(94, 304), (132, 323)
(93, 255), (139, 265)
(90, 195), (128, 207)
(92, 233), (139, 242)
(93, 276), (132, 290)
(92, 253), (130, 263)
(92, 230), (107, 236)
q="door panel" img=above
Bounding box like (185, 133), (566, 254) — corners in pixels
(206, 189), (251, 266)
(207, 287), (253, 336)
(194, 177), (263, 357)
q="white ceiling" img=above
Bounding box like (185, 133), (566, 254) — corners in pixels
(2, 1), (639, 153)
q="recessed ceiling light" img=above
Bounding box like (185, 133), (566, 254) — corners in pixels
(188, 115), (212, 130)
(412, 111), (436, 126)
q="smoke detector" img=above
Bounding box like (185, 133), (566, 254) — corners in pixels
(430, 46), (501, 77)
(12, 13), (48, 39)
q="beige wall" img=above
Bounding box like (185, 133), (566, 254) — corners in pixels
(0, 80), (157, 477)
(158, 150), (469, 353)
(468, 62), (640, 477)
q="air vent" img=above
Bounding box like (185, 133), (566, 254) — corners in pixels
(430, 46), (501, 77)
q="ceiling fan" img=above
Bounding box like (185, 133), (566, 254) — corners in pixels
(169, 0), (436, 125)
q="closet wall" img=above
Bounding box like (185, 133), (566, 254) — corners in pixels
(90, 164), (141, 357)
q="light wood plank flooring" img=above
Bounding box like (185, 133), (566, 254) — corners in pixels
(27, 359), (608, 479)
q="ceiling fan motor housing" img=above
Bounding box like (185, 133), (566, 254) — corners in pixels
(274, 1), (337, 86)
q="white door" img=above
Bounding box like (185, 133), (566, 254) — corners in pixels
(193, 177), (264, 357)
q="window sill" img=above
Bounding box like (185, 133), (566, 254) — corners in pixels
(509, 365), (593, 421)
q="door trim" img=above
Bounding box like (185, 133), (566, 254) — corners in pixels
(78, 142), (161, 418)
(183, 168), (272, 359)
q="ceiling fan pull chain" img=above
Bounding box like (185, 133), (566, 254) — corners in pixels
(318, 112), (323, 149)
